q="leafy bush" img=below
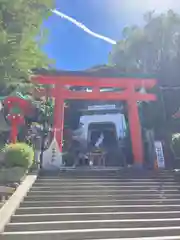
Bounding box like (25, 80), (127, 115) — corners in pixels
(172, 134), (180, 158)
(3, 143), (34, 169)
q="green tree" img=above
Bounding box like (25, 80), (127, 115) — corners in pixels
(0, 0), (54, 93)
(110, 10), (180, 79)
(110, 10), (180, 136)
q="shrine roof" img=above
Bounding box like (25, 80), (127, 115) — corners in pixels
(32, 66), (155, 80)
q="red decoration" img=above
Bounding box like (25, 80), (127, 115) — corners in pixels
(7, 114), (25, 143)
(4, 96), (32, 143)
(4, 96), (31, 115)
(32, 74), (157, 167)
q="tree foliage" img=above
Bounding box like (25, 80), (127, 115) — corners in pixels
(110, 10), (180, 135)
(0, 0), (54, 89)
(110, 10), (180, 83)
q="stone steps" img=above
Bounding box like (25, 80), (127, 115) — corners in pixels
(2, 227), (180, 240)
(23, 193), (180, 201)
(6, 219), (180, 232)
(10, 211), (180, 223)
(2, 169), (180, 239)
(20, 199), (180, 207)
(30, 185), (180, 190)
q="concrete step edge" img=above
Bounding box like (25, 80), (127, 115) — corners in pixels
(7, 218), (180, 225)
(3, 225), (180, 235)
(31, 186), (180, 189)
(13, 210), (180, 217)
(22, 199), (180, 203)
(18, 204), (180, 210)
(28, 189), (179, 193)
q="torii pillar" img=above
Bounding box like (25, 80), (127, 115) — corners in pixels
(53, 85), (64, 152)
(127, 85), (144, 167)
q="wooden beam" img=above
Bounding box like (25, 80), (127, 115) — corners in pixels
(32, 75), (156, 89)
(34, 88), (156, 101)
(134, 93), (156, 101)
(62, 89), (156, 101)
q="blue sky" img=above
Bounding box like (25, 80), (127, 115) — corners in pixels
(43, 0), (179, 71)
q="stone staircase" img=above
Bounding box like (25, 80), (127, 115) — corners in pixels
(2, 169), (180, 239)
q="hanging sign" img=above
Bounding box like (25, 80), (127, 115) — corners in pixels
(154, 141), (165, 168)
(88, 104), (116, 111)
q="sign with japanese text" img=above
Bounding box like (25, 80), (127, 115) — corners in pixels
(154, 141), (165, 168)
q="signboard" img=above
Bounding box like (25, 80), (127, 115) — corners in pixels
(88, 104), (116, 111)
(154, 141), (165, 169)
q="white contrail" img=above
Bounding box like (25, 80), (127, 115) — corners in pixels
(51, 9), (116, 45)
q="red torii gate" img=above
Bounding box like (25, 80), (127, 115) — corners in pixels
(33, 74), (156, 167)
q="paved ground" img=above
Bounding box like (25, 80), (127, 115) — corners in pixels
(1, 169), (180, 240)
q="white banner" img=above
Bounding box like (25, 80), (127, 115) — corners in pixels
(154, 141), (165, 169)
(42, 136), (63, 170)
